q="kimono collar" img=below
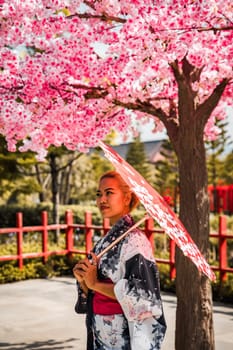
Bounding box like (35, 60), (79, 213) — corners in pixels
(109, 214), (135, 238)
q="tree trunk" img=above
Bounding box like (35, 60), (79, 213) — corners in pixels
(35, 163), (46, 202)
(174, 129), (214, 349)
(60, 164), (72, 204)
(173, 181), (179, 213)
(49, 153), (60, 243)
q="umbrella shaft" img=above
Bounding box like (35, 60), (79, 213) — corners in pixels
(97, 215), (150, 259)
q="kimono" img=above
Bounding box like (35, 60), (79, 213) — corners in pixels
(76, 214), (166, 350)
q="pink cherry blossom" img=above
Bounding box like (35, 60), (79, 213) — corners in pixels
(0, 0), (232, 156)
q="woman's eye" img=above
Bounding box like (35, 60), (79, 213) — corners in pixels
(106, 191), (113, 195)
(96, 192), (101, 197)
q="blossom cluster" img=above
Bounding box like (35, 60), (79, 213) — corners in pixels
(0, 0), (232, 157)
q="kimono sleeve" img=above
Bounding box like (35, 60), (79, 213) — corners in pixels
(74, 281), (87, 314)
(114, 233), (163, 322)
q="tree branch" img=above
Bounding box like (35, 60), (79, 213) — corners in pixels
(113, 98), (166, 119)
(77, 12), (126, 23)
(196, 78), (231, 127)
(56, 153), (83, 173)
(153, 25), (233, 33)
(113, 97), (179, 139)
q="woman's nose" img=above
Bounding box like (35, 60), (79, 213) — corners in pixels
(100, 195), (107, 203)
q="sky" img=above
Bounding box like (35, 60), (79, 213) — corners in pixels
(116, 107), (233, 149)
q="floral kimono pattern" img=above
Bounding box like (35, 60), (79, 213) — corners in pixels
(77, 214), (166, 350)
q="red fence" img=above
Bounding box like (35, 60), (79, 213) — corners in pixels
(208, 184), (233, 214)
(0, 210), (232, 282)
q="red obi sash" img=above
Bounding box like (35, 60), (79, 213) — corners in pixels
(93, 279), (123, 315)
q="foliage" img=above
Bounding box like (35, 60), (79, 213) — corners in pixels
(226, 216), (233, 232)
(206, 119), (232, 187)
(158, 264), (176, 293)
(0, 135), (119, 212)
(73, 150), (113, 203)
(0, 255), (75, 284)
(126, 135), (154, 182)
(154, 139), (179, 211)
(212, 274), (233, 303)
(74, 131), (120, 203)
(220, 151), (233, 185)
(0, 201), (147, 229)
(0, 135), (41, 204)
(60, 204), (103, 225)
(0, 203), (53, 228)
(209, 213), (233, 233)
(41, 145), (83, 203)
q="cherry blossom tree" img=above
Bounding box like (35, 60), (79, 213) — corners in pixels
(1, 0), (233, 348)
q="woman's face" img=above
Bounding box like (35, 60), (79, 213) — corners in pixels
(96, 177), (130, 225)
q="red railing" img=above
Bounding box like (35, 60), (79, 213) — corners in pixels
(0, 210), (232, 282)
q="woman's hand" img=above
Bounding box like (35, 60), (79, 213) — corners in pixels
(74, 253), (116, 299)
(73, 263), (85, 283)
(73, 253), (98, 290)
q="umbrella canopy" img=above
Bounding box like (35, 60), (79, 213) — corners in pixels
(99, 141), (216, 282)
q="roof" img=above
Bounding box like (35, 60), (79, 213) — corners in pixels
(112, 140), (165, 163)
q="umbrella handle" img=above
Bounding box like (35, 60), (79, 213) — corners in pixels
(97, 215), (150, 260)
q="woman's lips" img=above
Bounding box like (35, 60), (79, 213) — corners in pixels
(100, 205), (109, 211)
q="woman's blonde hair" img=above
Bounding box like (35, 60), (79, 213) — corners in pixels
(99, 170), (139, 211)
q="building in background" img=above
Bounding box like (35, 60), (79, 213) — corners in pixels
(112, 140), (165, 164)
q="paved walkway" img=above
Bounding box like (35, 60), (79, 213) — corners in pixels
(0, 277), (232, 349)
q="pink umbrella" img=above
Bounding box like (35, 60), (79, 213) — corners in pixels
(99, 141), (216, 282)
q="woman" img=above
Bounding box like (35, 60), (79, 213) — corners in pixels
(73, 171), (166, 350)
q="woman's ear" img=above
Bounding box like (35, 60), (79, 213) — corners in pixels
(124, 192), (132, 206)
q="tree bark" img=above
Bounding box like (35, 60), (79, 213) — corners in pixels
(60, 164), (72, 204)
(35, 163), (46, 202)
(49, 153), (60, 243)
(174, 127), (214, 349)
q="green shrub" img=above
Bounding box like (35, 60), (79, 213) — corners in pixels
(212, 273), (233, 303)
(158, 264), (176, 293)
(0, 203), (147, 229)
(0, 260), (51, 283)
(0, 203), (52, 227)
(0, 255), (75, 284)
(0, 263), (26, 283)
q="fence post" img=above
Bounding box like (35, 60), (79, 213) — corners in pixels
(42, 211), (48, 263)
(219, 215), (227, 282)
(85, 212), (93, 255)
(170, 239), (176, 280)
(66, 210), (74, 257)
(145, 217), (155, 251)
(16, 212), (23, 269)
